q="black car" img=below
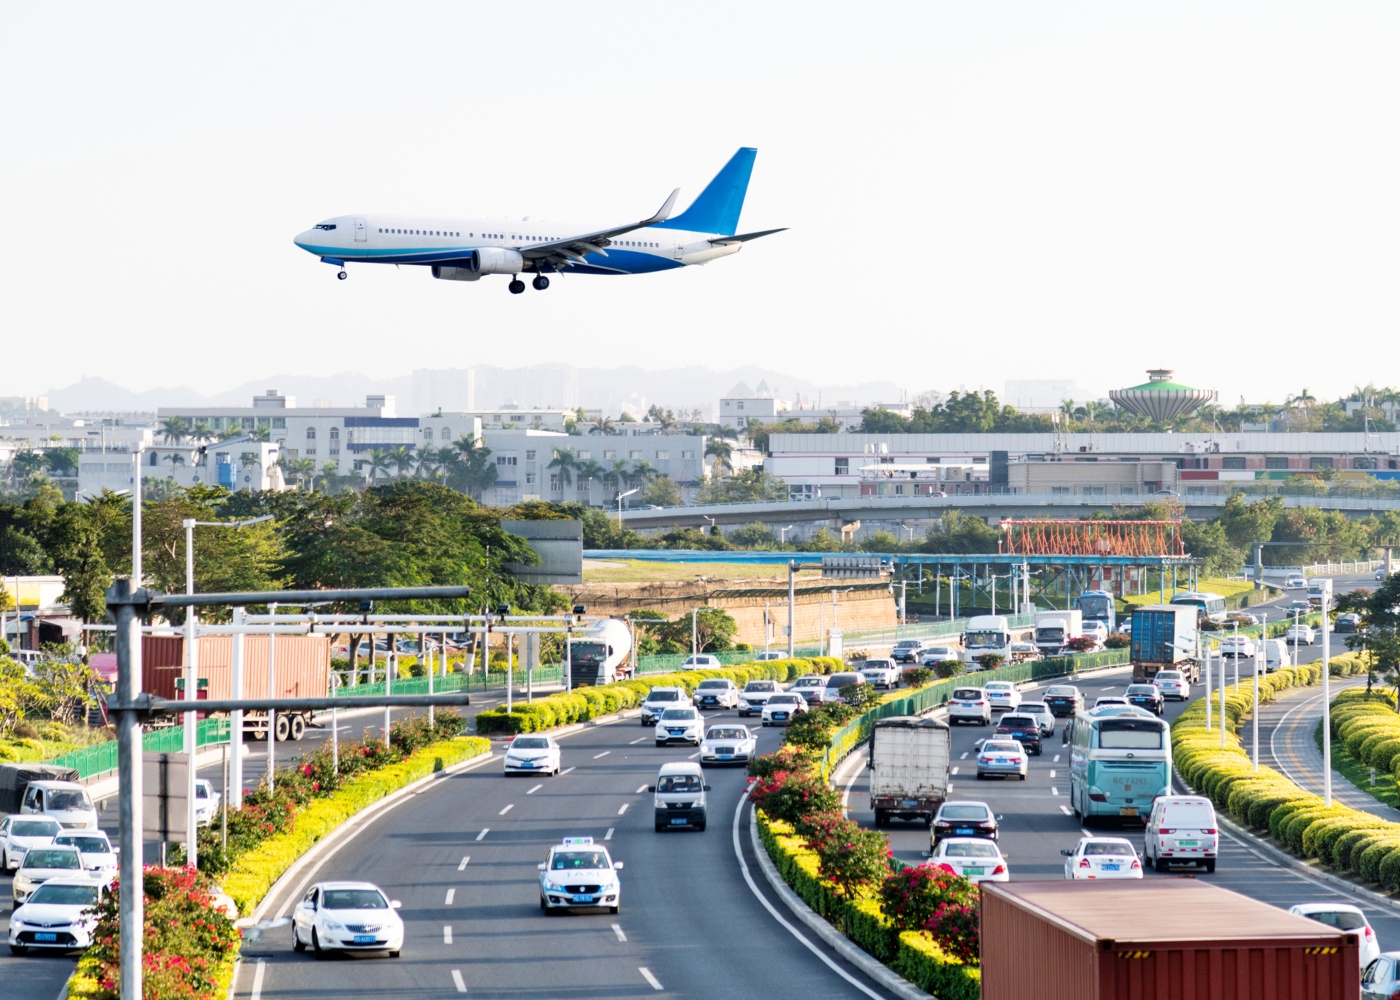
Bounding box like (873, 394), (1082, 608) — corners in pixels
(1125, 684), (1164, 715)
(994, 714), (1043, 755)
(1043, 685), (1083, 717)
(931, 801), (999, 845)
(1334, 613), (1362, 634)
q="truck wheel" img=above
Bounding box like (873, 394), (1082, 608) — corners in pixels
(291, 715), (306, 741)
(1203, 859), (1216, 873)
(873, 809), (886, 827)
(1154, 857), (1168, 873)
(275, 715), (291, 742)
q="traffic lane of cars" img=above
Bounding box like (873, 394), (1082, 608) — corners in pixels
(237, 711), (903, 1000)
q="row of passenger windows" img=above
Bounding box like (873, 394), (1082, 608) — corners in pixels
(380, 228), (464, 237)
(374, 228), (660, 249)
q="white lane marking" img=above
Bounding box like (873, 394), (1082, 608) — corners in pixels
(594, 751), (611, 759)
(526, 784), (543, 795)
(561, 767), (576, 775)
(618, 803), (629, 815)
(250, 959), (266, 1000)
(1081, 828), (1092, 837)
(612, 923), (627, 942)
(630, 737), (647, 744)
(731, 791), (888, 1000)
(636, 784), (649, 794)
(458, 855), (470, 870)
(444, 925), (453, 944)
(1049, 770), (1057, 778)
(499, 803), (514, 815)
(476, 828), (489, 841)
(1060, 805), (1073, 815)
(605, 827), (614, 840)
(452, 969), (467, 993)
(639, 967), (664, 991)
(1053, 755), (1061, 763)
(960, 752), (969, 759)
(1051, 787), (1059, 796)
(950, 767), (959, 775)
(445, 888), (455, 905)
(688, 752), (701, 759)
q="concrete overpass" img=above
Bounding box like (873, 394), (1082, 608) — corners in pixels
(619, 491), (1400, 533)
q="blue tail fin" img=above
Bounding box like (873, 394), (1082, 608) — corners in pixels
(653, 148), (756, 236)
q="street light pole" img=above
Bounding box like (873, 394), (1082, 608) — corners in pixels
(1321, 581), (1333, 806)
(617, 487), (638, 527)
(787, 560), (796, 659)
(112, 579), (144, 1000)
(182, 519), (199, 868)
(268, 602), (279, 792)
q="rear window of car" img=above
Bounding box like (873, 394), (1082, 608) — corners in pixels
(1084, 841), (1134, 856)
(986, 683), (1012, 691)
(1303, 909), (1367, 931)
(952, 688), (982, 700)
(1045, 687), (1076, 697)
(1162, 804), (1216, 827)
(999, 716), (1035, 727)
(939, 804), (990, 820)
(829, 673), (861, 686)
(1127, 686), (1158, 695)
(983, 741), (1022, 753)
(943, 842), (999, 858)
(1156, 672), (1181, 680)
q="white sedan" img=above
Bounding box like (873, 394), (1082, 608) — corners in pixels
(194, 779), (221, 826)
(13, 847), (84, 904)
(700, 725), (757, 765)
(692, 678), (740, 710)
(655, 707), (704, 746)
(1219, 636), (1257, 659)
(1154, 670), (1190, 701)
(538, 837), (623, 913)
(1062, 837), (1144, 880)
(504, 735), (562, 776)
(0, 816), (61, 871)
(918, 646), (960, 667)
(53, 832), (116, 880)
(983, 681), (1021, 711)
(761, 694), (808, 727)
(8, 877), (106, 954)
(1286, 624), (1317, 645)
(930, 837), (1009, 883)
(292, 881), (404, 957)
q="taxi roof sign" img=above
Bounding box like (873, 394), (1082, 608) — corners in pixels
(561, 836), (594, 846)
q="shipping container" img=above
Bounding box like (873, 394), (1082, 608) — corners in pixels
(141, 634), (330, 741)
(981, 880), (1360, 1000)
(1130, 605), (1199, 683)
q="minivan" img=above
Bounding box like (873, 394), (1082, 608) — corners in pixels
(1262, 638), (1292, 673)
(1143, 795), (1218, 873)
(21, 782), (97, 831)
(650, 762), (710, 832)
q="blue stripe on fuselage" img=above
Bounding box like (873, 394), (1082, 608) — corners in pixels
(294, 241), (685, 274)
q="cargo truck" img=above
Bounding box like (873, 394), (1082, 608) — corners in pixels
(979, 879), (1360, 1000)
(1128, 605), (1198, 683)
(567, 618), (634, 687)
(867, 715), (951, 826)
(960, 614), (1012, 667)
(1075, 589), (1117, 634)
(1034, 609), (1083, 655)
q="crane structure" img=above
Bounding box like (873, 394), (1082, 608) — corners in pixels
(1000, 519), (1186, 557)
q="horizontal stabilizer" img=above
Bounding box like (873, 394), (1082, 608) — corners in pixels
(708, 228), (787, 245)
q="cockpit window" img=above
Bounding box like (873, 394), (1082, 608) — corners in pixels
(314, 223), (337, 231)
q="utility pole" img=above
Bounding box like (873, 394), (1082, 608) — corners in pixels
(787, 560), (796, 659)
(181, 518), (198, 868)
(1321, 579), (1333, 806)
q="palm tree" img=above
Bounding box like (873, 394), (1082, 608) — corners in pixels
(451, 435), (497, 499)
(576, 459), (606, 502)
(190, 422), (216, 445)
(594, 416), (616, 436)
(162, 452), (186, 470)
(387, 446), (416, 479)
(160, 416), (191, 445)
(366, 448), (393, 485)
(629, 460), (657, 490)
(238, 450), (261, 489)
(248, 425), (272, 443)
(547, 448), (577, 495)
(705, 438), (733, 475)
(609, 458), (630, 498)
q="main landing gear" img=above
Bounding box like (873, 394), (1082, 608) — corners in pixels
(337, 270), (347, 280)
(508, 279), (526, 294)
(532, 275), (550, 291)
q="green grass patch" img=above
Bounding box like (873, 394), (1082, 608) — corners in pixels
(1316, 718), (1400, 809)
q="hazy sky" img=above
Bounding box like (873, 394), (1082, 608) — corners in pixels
(3, 3), (1396, 406)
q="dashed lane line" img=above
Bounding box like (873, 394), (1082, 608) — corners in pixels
(1059, 805), (1073, 816)
(445, 888), (455, 905)
(618, 803), (629, 815)
(630, 738), (647, 745)
(499, 804), (514, 816)
(561, 767), (576, 775)
(639, 967), (664, 991)
(636, 784), (649, 794)
(444, 926), (453, 944)
(526, 784), (543, 794)
(605, 827), (614, 840)
(476, 829), (489, 841)
(594, 751), (611, 759)
(612, 923), (627, 942)
(458, 856), (470, 870)
(452, 970), (467, 993)
(250, 959), (266, 1000)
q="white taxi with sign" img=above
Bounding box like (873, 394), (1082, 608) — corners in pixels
(538, 837), (623, 914)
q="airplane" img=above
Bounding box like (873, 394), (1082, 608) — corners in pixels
(292, 147), (785, 294)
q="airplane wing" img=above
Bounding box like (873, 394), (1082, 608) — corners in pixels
(519, 188), (680, 269)
(707, 228), (788, 245)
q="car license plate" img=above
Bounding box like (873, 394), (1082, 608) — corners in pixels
(571, 894), (594, 904)
(1101, 863), (1120, 871)
(963, 867), (984, 876)
(1120, 807), (1138, 816)
(955, 828), (973, 835)
(1178, 839), (1198, 847)
(34, 933), (57, 942)
(520, 761), (537, 767)
(718, 754), (732, 760)
(670, 818), (688, 825)
(773, 713), (787, 720)
(353, 934), (376, 944)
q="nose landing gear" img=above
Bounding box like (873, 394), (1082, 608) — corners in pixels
(508, 279), (526, 294)
(532, 275), (550, 291)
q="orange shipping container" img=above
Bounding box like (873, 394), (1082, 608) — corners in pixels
(141, 635), (330, 703)
(980, 880), (1360, 1000)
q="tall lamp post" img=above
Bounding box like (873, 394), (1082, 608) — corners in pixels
(1319, 578), (1333, 806)
(616, 487), (638, 526)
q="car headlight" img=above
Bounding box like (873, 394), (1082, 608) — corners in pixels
(322, 919), (344, 931)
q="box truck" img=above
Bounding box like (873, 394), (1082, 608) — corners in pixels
(1128, 605), (1198, 683)
(567, 618), (634, 687)
(980, 879), (1359, 1000)
(1034, 609), (1083, 656)
(960, 615), (1012, 667)
(867, 715), (951, 827)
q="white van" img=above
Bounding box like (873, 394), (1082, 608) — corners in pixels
(1143, 795), (1219, 873)
(21, 781), (97, 831)
(1262, 638), (1292, 673)
(650, 762), (710, 832)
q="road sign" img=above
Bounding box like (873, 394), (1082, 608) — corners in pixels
(142, 752), (189, 846)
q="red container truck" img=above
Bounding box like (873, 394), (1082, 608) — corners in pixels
(980, 880), (1360, 1000)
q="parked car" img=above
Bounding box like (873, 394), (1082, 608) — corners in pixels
(0, 816), (61, 871)
(930, 800), (998, 847)
(737, 679), (781, 717)
(654, 707), (704, 746)
(1017, 701), (1056, 736)
(983, 680), (1021, 712)
(761, 693), (808, 726)
(7, 877), (107, 955)
(1335, 613), (1363, 634)
(699, 726), (756, 765)
(1043, 685), (1083, 717)
(640, 687), (686, 726)
(1124, 684), (1164, 715)
(1289, 903), (1379, 970)
(930, 838), (1009, 884)
(503, 734), (562, 776)
(860, 659), (901, 689)
(692, 678), (740, 710)
(975, 739), (1029, 780)
(947, 686), (992, 726)
(1154, 670), (1190, 701)
(1144, 795), (1219, 873)
(1062, 837), (1143, 880)
(918, 645), (960, 667)
(994, 714), (1043, 755)
(679, 654), (722, 670)
(292, 881), (404, 955)
(1286, 624), (1317, 645)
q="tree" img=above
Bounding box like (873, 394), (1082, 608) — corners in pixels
(641, 476), (682, 507)
(247, 425), (272, 443)
(237, 451), (261, 489)
(576, 460), (606, 502)
(9, 450), (45, 485)
(449, 436), (497, 499)
(629, 460), (657, 489)
(547, 448), (578, 495)
(387, 446), (416, 479)
(729, 521), (781, 548)
(704, 438), (734, 475)
(1338, 574), (1400, 703)
(42, 448), (80, 477)
(366, 449), (394, 486)
(160, 416), (191, 445)
(46, 501), (112, 623)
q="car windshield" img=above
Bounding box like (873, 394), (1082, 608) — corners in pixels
(1098, 719), (1164, 749)
(28, 883), (99, 906)
(745, 682), (777, 692)
(12, 819), (61, 837)
(322, 889), (388, 909)
(944, 842), (999, 858)
(648, 690), (679, 702)
(55, 836), (109, 853)
(24, 850), (80, 869)
(698, 681), (727, 690)
(551, 851), (610, 870)
(965, 630), (1004, 649)
(656, 774), (702, 793)
(768, 695), (800, 705)
(983, 742), (1022, 754)
(512, 738), (550, 749)
(829, 674), (860, 686)
(660, 709), (696, 720)
(44, 790), (91, 811)
(939, 805), (990, 820)
(1084, 841), (1134, 856)
(707, 729), (746, 740)
(793, 678), (824, 687)
(952, 689), (982, 700)
(1302, 909), (1367, 931)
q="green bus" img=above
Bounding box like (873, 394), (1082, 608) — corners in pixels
(1066, 709), (1172, 822)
